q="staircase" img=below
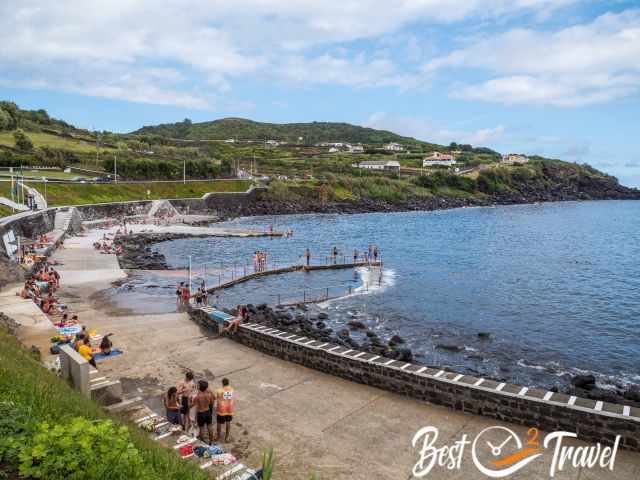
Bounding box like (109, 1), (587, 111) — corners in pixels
(147, 200), (179, 218)
(112, 405), (261, 479)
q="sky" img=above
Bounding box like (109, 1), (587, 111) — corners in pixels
(0, 1), (639, 186)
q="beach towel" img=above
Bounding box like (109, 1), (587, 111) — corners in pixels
(208, 310), (234, 325)
(57, 325), (82, 335)
(179, 445), (194, 457)
(93, 349), (124, 362)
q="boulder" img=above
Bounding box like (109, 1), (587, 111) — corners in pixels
(318, 312), (328, 320)
(477, 332), (491, 339)
(347, 320), (367, 330)
(338, 329), (350, 338)
(389, 335), (405, 346)
(570, 374), (596, 390)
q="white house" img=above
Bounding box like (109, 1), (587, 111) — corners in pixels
(224, 138), (235, 143)
(348, 144), (365, 154)
(329, 147), (340, 153)
(355, 160), (401, 172)
(384, 142), (404, 152)
(502, 154), (529, 164)
(265, 140), (279, 146)
(423, 152), (456, 167)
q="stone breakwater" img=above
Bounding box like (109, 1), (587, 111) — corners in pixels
(246, 303), (413, 361)
(189, 306), (640, 453)
(114, 233), (200, 270)
(240, 304), (640, 409)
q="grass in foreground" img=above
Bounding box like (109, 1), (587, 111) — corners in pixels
(0, 327), (207, 479)
(28, 179), (252, 206)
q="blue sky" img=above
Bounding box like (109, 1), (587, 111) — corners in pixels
(1, 1), (639, 186)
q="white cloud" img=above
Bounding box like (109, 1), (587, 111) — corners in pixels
(0, 0), (579, 108)
(364, 112), (505, 146)
(427, 9), (640, 106)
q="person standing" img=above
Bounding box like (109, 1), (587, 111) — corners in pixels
(193, 380), (215, 444)
(353, 249), (358, 264)
(177, 372), (197, 432)
(215, 378), (235, 442)
(305, 248), (311, 266)
(176, 282), (184, 304)
(181, 283), (191, 305)
(332, 246), (338, 264)
(164, 387), (182, 425)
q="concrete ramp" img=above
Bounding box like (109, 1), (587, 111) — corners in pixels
(147, 200), (179, 218)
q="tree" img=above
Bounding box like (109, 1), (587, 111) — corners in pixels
(0, 108), (11, 130)
(13, 129), (33, 152)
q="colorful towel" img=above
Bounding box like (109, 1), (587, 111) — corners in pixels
(93, 349), (124, 362)
(58, 325), (82, 335)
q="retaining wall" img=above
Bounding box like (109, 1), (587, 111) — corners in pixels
(189, 307), (640, 452)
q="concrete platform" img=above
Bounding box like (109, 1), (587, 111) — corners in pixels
(44, 230), (640, 479)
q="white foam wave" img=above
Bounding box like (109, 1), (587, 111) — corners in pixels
(317, 266), (396, 308)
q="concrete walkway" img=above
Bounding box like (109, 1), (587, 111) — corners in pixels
(33, 227), (640, 479)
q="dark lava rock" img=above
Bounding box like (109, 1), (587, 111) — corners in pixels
(571, 374), (596, 390)
(624, 386), (640, 403)
(389, 335), (405, 346)
(477, 332), (491, 339)
(365, 331), (377, 338)
(394, 347), (414, 362)
(435, 344), (464, 353)
(318, 312), (328, 320)
(347, 320), (367, 330)
(315, 321), (326, 330)
(338, 329), (350, 338)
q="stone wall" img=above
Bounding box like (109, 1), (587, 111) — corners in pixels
(189, 307), (640, 451)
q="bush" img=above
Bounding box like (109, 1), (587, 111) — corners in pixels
(17, 417), (151, 480)
(13, 129), (34, 152)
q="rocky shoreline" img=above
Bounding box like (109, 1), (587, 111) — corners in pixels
(233, 303), (640, 409)
(114, 233), (204, 270)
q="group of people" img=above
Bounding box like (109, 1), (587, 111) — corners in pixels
(93, 233), (123, 255)
(18, 254), (115, 370)
(302, 245), (381, 266)
(253, 251), (269, 272)
(164, 372), (236, 444)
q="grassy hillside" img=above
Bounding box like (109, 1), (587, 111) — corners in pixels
(0, 326), (206, 479)
(134, 117), (436, 146)
(0, 131), (112, 154)
(30, 179), (252, 206)
(262, 160), (637, 204)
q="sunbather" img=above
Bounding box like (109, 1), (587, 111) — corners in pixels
(164, 387), (182, 425)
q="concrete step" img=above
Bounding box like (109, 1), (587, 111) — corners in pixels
(104, 396), (144, 413)
(90, 378), (122, 406)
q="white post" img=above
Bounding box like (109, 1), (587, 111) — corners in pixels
(183, 160), (186, 184)
(203, 263), (207, 292)
(188, 255), (192, 298)
(114, 155), (117, 183)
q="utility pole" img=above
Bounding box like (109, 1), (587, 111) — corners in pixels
(114, 154), (117, 183)
(183, 159), (186, 184)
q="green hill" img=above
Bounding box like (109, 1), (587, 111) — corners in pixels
(133, 117), (435, 146)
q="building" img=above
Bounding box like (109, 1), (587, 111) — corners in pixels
(348, 144), (365, 154)
(423, 152), (456, 167)
(355, 160), (401, 172)
(328, 147), (340, 153)
(502, 154), (529, 164)
(265, 140), (279, 146)
(384, 142), (404, 152)
(224, 138), (235, 143)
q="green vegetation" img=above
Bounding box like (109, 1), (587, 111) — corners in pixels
(30, 180), (252, 206)
(0, 327), (207, 479)
(0, 204), (15, 217)
(13, 129), (33, 152)
(262, 160), (627, 204)
(134, 117), (433, 146)
(0, 131), (110, 154)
